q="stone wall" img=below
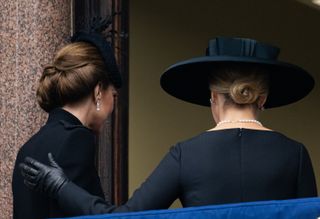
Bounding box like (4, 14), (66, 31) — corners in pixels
(0, 1), (71, 217)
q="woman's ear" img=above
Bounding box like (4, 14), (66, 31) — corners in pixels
(258, 95), (267, 110)
(93, 83), (102, 102)
(210, 91), (218, 105)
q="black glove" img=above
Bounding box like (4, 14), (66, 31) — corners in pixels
(19, 153), (69, 199)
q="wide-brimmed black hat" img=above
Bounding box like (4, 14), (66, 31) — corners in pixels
(160, 37), (314, 108)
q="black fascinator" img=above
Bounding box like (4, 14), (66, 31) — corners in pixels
(71, 16), (122, 88)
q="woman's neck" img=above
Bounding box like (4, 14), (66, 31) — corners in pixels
(210, 106), (270, 131)
(218, 107), (257, 122)
(62, 99), (93, 129)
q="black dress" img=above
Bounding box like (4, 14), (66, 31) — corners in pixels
(12, 108), (105, 219)
(46, 129), (319, 215)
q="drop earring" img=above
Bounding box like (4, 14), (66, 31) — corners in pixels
(96, 99), (101, 111)
(210, 98), (214, 105)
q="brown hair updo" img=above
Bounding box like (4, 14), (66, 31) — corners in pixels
(209, 63), (269, 107)
(37, 42), (111, 112)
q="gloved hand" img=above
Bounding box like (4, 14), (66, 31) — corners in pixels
(19, 153), (69, 199)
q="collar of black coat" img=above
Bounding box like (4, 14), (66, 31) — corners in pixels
(46, 108), (87, 130)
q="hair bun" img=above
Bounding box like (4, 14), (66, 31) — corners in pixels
(36, 65), (61, 112)
(229, 82), (259, 105)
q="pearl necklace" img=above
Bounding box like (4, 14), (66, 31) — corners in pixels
(216, 119), (262, 127)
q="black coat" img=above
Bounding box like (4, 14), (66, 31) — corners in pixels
(12, 108), (104, 219)
(56, 128), (317, 215)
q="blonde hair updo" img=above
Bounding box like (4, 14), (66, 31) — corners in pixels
(209, 63), (269, 107)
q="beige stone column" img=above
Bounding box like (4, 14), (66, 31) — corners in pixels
(0, 0), (71, 217)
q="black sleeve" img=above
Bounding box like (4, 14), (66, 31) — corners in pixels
(57, 182), (117, 215)
(57, 145), (182, 215)
(56, 128), (104, 198)
(296, 144), (318, 197)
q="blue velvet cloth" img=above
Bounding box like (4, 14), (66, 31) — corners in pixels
(53, 197), (320, 219)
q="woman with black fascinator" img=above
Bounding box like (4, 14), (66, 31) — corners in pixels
(19, 37), (317, 216)
(12, 18), (122, 219)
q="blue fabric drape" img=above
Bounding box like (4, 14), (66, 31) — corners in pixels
(53, 197), (320, 219)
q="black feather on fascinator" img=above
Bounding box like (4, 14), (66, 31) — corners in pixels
(71, 16), (122, 88)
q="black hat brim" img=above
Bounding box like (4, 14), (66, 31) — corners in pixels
(160, 56), (314, 108)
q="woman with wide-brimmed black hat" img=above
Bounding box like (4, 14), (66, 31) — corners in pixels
(19, 37), (317, 215)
